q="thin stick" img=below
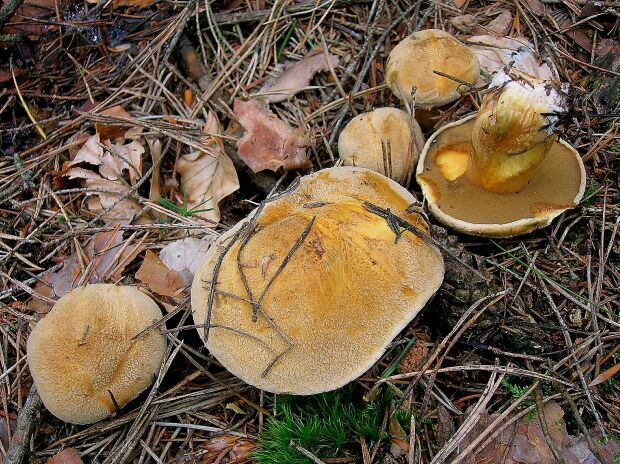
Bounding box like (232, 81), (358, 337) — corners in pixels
(363, 202), (486, 280)
(6, 386), (42, 464)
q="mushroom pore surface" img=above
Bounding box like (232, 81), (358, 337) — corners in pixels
(192, 167), (444, 394)
(416, 116), (586, 237)
(338, 107), (424, 184)
(27, 284), (167, 424)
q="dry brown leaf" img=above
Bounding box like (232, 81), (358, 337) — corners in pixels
(47, 448), (83, 464)
(260, 50), (340, 103)
(450, 15), (478, 33)
(200, 434), (258, 464)
(112, 0), (157, 8)
(135, 250), (185, 297)
(456, 401), (620, 464)
(473, 10), (512, 36)
(468, 35), (556, 82)
(27, 229), (143, 312)
(0, 0), (70, 36)
(234, 99), (312, 173)
(175, 113), (239, 224)
(590, 363), (620, 386)
(95, 105), (132, 141)
(63, 134), (145, 224)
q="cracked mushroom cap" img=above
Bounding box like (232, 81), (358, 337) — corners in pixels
(416, 114), (586, 237)
(27, 284), (167, 424)
(338, 107), (424, 184)
(192, 167), (444, 394)
(386, 29), (480, 107)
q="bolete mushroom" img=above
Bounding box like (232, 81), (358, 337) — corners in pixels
(385, 29), (480, 108)
(192, 167), (444, 394)
(27, 284), (167, 424)
(416, 70), (586, 237)
(338, 107), (424, 184)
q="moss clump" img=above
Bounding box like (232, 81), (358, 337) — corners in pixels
(255, 388), (390, 464)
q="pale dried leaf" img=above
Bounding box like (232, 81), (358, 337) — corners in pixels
(68, 134), (104, 167)
(450, 14), (478, 33)
(474, 10), (512, 36)
(27, 230), (136, 307)
(159, 237), (213, 276)
(234, 99), (312, 173)
(136, 250), (185, 297)
(63, 136), (145, 224)
(260, 51), (340, 103)
(468, 35), (555, 82)
(99, 140), (144, 184)
(176, 114), (239, 223)
(47, 448), (83, 464)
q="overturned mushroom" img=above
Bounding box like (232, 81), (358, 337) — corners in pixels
(338, 107), (424, 184)
(416, 70), (586, 237)
(27, 284), (167, 424)
(386, 29), (480, 108)
(192, 167), (444, 394)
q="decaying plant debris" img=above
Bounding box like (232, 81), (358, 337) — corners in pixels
(0, 0), (619, 463)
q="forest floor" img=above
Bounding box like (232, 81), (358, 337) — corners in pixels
(0, 0), (619, 463)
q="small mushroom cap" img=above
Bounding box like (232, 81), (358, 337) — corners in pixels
(416, 115), (586, 237)
(386, 29), (480, 107)
(27, 284), (167, 425)
(338, 107), (424, 184)
(192, 167), (444, 394)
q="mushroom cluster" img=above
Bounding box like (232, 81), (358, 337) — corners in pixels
(25, 27), (588, 427)
(27, 284), (167, 424)
(191, 167), (444, 394)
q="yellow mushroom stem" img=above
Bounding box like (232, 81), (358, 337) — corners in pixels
(434, 71), (565, 194)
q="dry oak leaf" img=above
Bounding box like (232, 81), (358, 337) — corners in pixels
(457, 401), (620, 464)
(136, 250), (185, 297)
(473, 10), (513, 36)
(175, 112), (239, 224)
(260, 50), (340, 103)
(95, 105), (132, 141)
(234, 98), (312, 173)
(27, 229), (144, 312)
(63, 134), (144, 224)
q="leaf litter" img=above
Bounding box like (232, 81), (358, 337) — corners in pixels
(234, 98), (312, 173)
(1, 0), (619, 463)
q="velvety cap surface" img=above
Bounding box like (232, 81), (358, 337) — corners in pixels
(192, 167), (444, 394)
(27, 284), (167, 424)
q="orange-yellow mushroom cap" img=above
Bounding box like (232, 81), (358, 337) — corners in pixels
(191, 167), (444, 394)
(27, 284), (167, 424)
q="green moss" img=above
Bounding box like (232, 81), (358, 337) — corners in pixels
(255, 388), (390, 464)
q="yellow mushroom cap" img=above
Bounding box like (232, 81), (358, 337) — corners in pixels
(338, 108), (424, 184)
(386, 29), (480, 107)
(192, 167), (444, 394)
(27, 284), (167, 425)
(416, 115), (586, 237)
